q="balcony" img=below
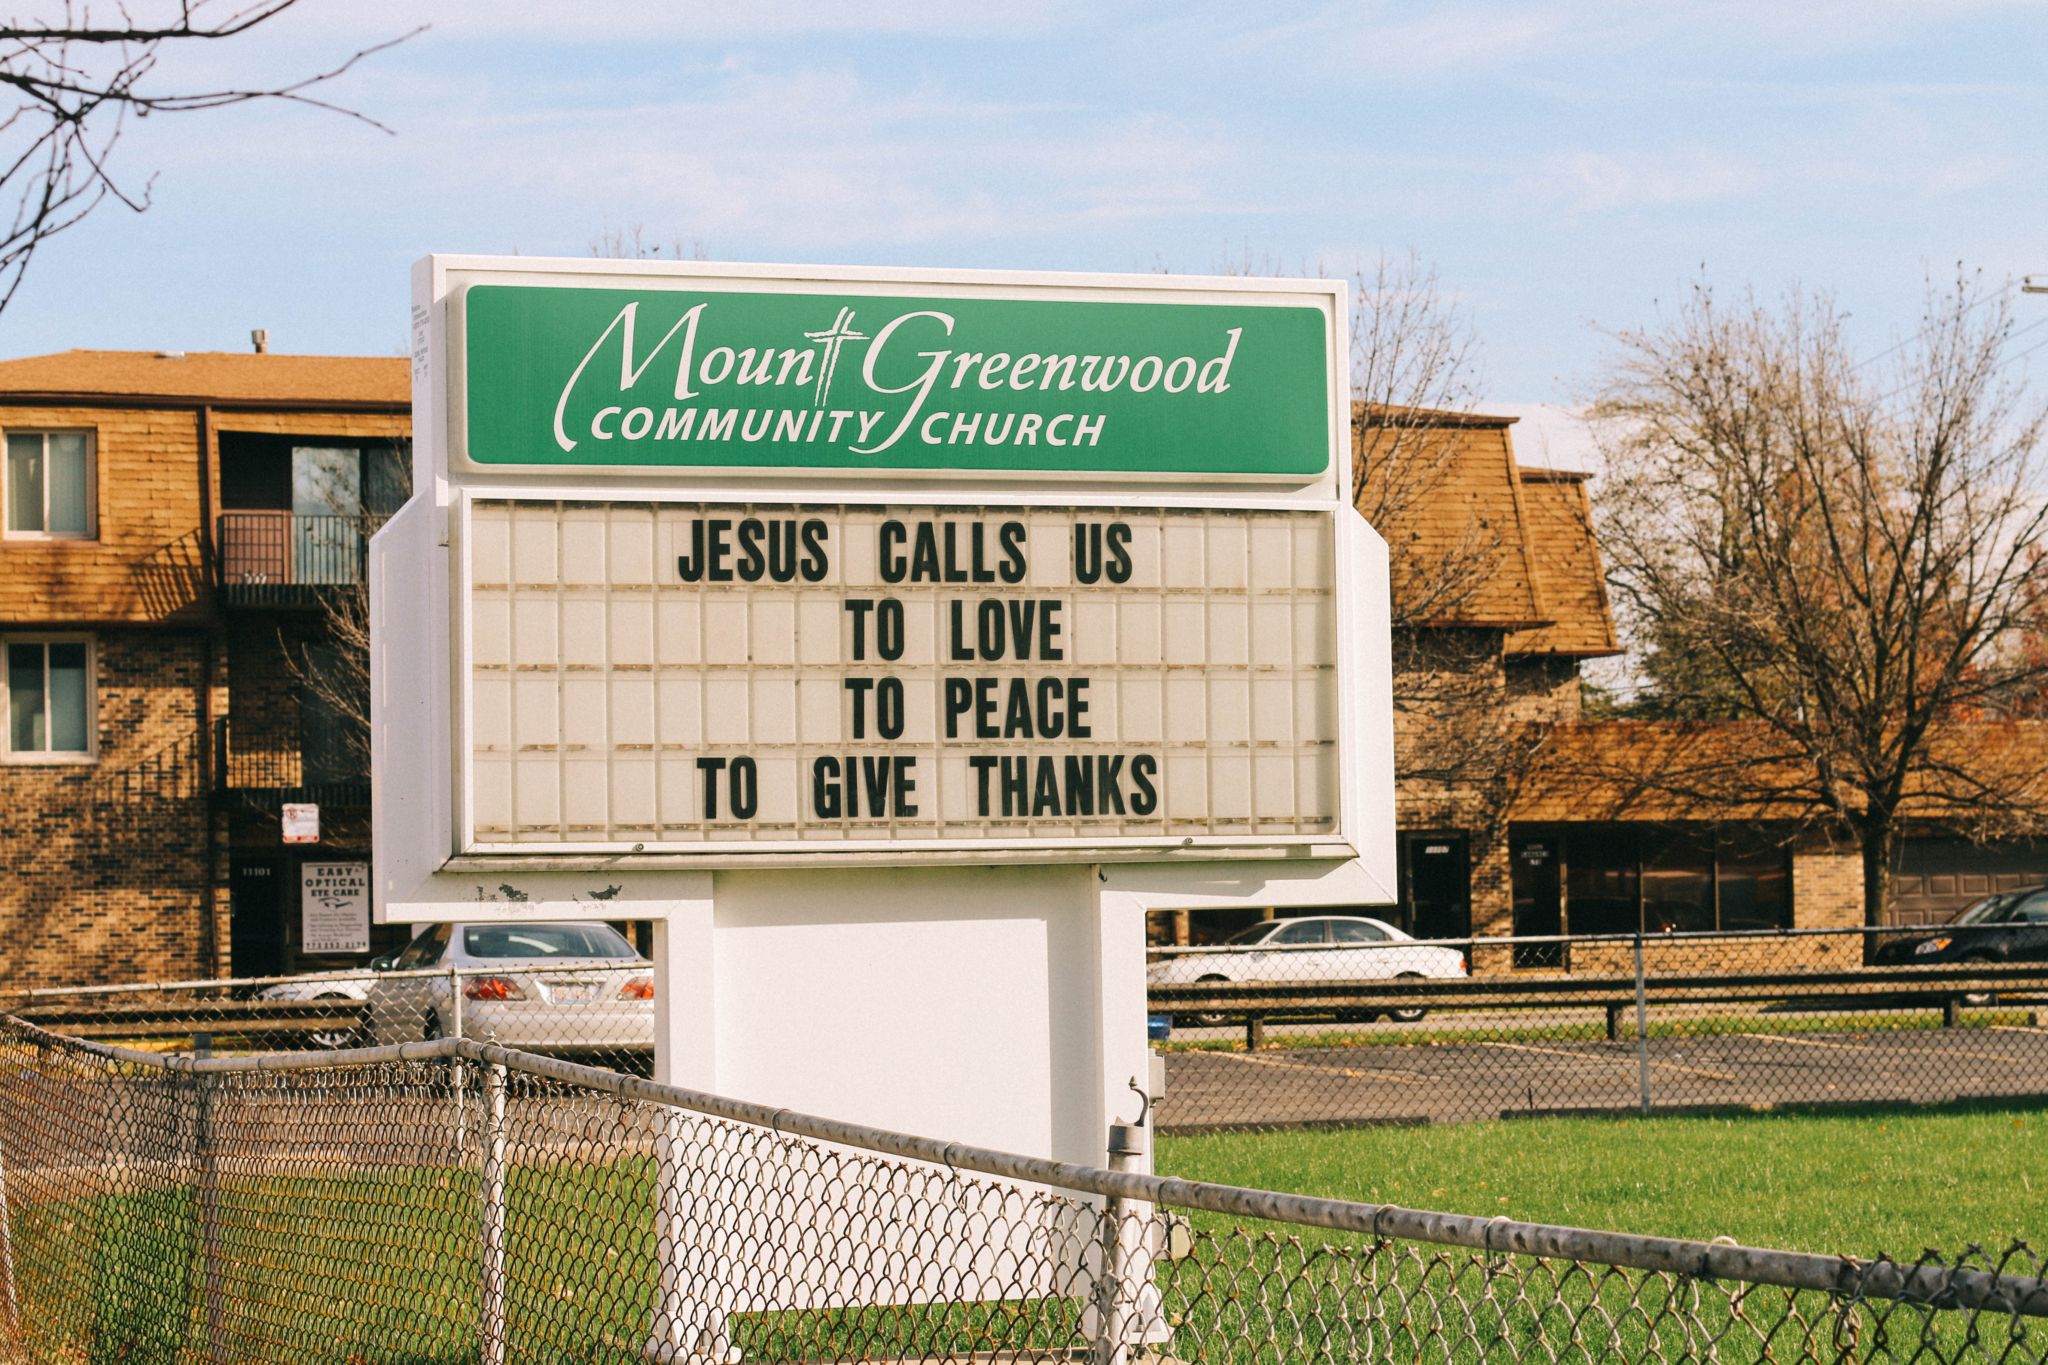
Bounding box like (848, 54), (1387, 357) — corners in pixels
(214, 716), (368, 811)
(217, 513), (376, 607)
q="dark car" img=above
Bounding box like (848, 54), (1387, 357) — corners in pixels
(1876, 887), (2048, 995)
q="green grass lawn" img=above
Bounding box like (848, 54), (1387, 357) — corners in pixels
(1155, 1096), (2048, 1261)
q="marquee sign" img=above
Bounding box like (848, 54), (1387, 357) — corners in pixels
(460, 499), (1340, 854)
(377, 258), (1382, 879)
(449, 283), (1332, 480)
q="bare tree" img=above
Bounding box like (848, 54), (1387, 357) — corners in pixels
(1590, 272), (2048, 930)
(591, 221), (706, 261)
(0, 2), (416, 314)
(284, 439), (408, 779)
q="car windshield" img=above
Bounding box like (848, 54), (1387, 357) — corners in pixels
(1951, 893), (2024, 925)
(1221, 923), (1277, 946)
(462, 924), (638, 960)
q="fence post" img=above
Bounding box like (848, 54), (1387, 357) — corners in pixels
(1091, 1122), (1144, 1365)
(450, 966), (466, 1154)
(195, 1053), (225, 1363)
(1634, 934), (1650, 1117)
(0, 1122), (17, 1340)
(480, 1062), (508, 1365)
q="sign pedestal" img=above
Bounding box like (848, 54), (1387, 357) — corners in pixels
(375, 254), (1395, 1336)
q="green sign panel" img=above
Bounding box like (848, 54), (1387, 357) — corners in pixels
(458, 284), (1330, 476)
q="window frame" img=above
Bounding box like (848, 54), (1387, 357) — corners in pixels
(3, 633), (98, 763)
(3, 428), (99, 541)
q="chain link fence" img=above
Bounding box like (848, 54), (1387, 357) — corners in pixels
(0, 1013), (2042, 1364)
(1, 958), (656, 1078)
(1146, 924), (2048, 1133)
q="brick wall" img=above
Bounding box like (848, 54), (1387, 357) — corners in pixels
(0, 629), (214, 987)
(0, 403), (409, 625)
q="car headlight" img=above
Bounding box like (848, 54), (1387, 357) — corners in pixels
(1915, 938), (1951, 955)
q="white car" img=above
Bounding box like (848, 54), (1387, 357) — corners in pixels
(1148, 915), (1468, 1024)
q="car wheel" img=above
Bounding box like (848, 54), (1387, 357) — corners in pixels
(307, 993), (360, 1050)
(1384, 973), (1429, 1024)
(1959, 954), (2000, 1008)
(1187, 975), (1233, 1029)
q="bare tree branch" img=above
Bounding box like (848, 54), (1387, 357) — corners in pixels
(0, 1), (418, 315)
(1587, 269), (2048, 932)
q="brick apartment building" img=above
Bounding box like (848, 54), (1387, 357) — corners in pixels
(3, 354), (2026, 988)
(0, 348), (412, 987)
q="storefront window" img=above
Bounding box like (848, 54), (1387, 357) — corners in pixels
(1564, 829), (1639, 936)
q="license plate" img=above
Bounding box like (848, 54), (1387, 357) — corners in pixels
(546, 981), (597, 1004)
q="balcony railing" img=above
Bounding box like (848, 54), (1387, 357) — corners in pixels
(214, 716), (367, 807)
(217, 513), (377, 605)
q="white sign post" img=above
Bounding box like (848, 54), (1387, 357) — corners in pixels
(374, 257), (1395, 1351)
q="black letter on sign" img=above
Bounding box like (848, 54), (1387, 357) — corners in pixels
(813, 757), (842, 818)
(969, 755), (997, 815)
(766, 520), (799, 582)
(844, 599), (873, 660)
(949, 600), (975, 661)
(1039, 601), (1064, 660)
(876, 677), (905, 740)
(1067, 677), (1091, 738)
(944, 678), (973, 738)
(943, 522), (969, 582)
(800, 519), (830, 581)
(975, 678), (999, 739)
(1073, 523), (1102, 584)
(1106, 522), (1133, 584)
(1097, 755), (1126, 814)
(910, 522), (942, 582)
(1001, 756), (1028, 815)
(877, 598), (906, 661)
(1007, 600), (1037, 660)
(695, 756), (726, 819)
(1035, 676), (1065, 738)
(729, 757), (758, 819)
(844, 678), (874, 738)
(879, 521), (908, 583)
(737, 518), (766, 582)
(1063, 755), (1093, 816)
(707, 520), (734, 581)
(970, 522), (998, 583)
(892, 756), (917, 817)
(677, 519), (705, 582)
(862, 756), (891, 816)
(977, 599), (1006, 661)
(1130, 754), (1158, 815)
(998, 521), (1027, 584)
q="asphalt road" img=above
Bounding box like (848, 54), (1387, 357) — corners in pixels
(1155, 1018), (2048, 1132)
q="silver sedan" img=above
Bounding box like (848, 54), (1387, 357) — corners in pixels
(1148, 915), (1468, 1024)
(363, 920), (655, 1061)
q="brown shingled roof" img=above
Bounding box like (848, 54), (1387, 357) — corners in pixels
(1505, 466), (1622, 659)
(1356, 405), (1550, 629)
(0, 349), (409, 407)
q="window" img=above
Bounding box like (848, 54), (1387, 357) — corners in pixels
(5, 431), (94, 538)
(1270, 920), (1327, 946)
(462, 923), (638, 959)
(1331, 920), (1388, 944)
(5, 638), (93, 760)
(394, 923), (452, 968)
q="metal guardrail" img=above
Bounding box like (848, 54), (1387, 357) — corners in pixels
(3, 1014), (2042, 1364)
(1, 961), (655, 1075)
(1146, 924), (2048, 1130)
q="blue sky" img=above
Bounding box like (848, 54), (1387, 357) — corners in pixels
(3, 0), (2044, 406)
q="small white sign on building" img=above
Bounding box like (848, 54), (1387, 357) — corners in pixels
(282, 802), (320, 844)
(302, 861), (370, 954)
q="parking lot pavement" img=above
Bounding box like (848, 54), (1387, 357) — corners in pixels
(1154, 1020), (2048, 1132)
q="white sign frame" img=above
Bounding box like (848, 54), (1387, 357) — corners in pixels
(445, 486), (1379, 861)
